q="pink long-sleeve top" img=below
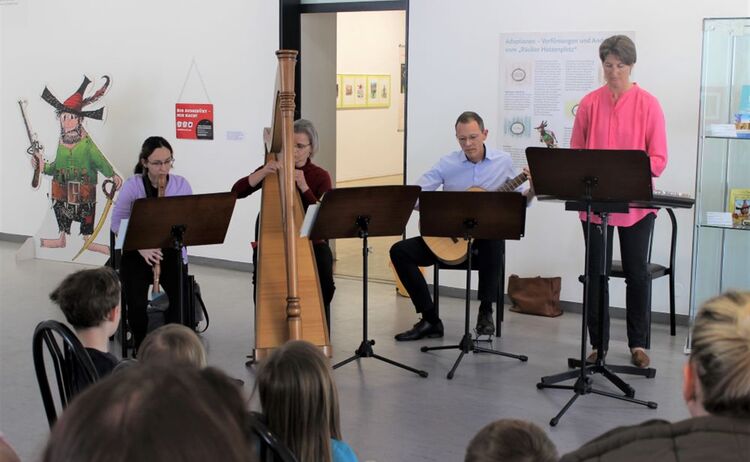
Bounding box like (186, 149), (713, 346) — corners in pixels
(570, 83), (668, 227)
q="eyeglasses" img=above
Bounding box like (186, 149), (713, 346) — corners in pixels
(294, 143), (311, 151)
(147, 158), (174, 167)
(456, 133), (483, 144)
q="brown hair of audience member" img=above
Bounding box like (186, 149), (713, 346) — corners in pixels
(686, 291), (750, 418)
(465, 419), (558, 462)
(41, 364), (254, 462)
(254, 340), (341, 462)
(138, 323), (207, 368)
(49, 266), (120, 329)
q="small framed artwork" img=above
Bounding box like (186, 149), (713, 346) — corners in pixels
(340, 74), (368, 108)
(367, 74), (391, 108)
(336, 75), (343, 108)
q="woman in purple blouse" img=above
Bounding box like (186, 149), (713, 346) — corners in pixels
(111, 136), (192, 351)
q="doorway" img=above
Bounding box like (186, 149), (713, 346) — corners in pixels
(286, 1), (408, 282)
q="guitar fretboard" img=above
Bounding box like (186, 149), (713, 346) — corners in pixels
(497, 172), (528, 192)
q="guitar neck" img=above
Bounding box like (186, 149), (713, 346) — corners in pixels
(497, 172), (528, 192)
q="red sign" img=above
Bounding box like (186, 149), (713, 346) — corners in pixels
(175, 103), (214, 140)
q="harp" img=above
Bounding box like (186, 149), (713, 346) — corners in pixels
(253, 50), (330, 360)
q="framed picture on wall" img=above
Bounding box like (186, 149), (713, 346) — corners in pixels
(336, 75), (343, 108)
(367, 74), (391, 108)
(340, 74), (368, 108)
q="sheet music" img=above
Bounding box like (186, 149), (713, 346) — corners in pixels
(114, 218), (128, 250)
(300, 203), (320, 238)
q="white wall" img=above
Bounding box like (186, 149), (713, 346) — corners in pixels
(337, 11), (405, 181)
(0, 0), (278, 263)
(407, 0), (749, 314)
(302, 13), (338, 183)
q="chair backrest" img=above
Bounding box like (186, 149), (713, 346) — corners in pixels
(247, 412), (299, 462)
(646, 208), (677, 270)
(32, 320), (99, 427)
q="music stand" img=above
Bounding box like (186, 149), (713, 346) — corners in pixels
(526, 147), (658, 427)
(310, 185), (428, 378)
(123, 192), (236, 327)
(418, 191), (529, 379)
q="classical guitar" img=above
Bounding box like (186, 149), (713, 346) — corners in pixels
(422, 172), (528, 265)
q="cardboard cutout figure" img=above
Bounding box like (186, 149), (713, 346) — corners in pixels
(26, 76), (122, 261)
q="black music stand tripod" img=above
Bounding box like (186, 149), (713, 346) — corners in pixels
(309, 186), (428, 378)
(526, 147), (658, 426)
(124, 192), (236, 330)
(418, 191), (529, 379)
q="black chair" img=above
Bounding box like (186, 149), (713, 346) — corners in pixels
(32, 320), (99, 427)
(109, 231), (132, 358)
(433, 241), (506, 337)
(247, 412), (299, 462)
(610, 208), (677, 347)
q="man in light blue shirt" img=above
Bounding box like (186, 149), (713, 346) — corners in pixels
(391, 111), (530, 341)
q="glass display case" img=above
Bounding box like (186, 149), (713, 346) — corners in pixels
(689, 17), (750, 339)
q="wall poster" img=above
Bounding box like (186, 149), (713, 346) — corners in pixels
(498, 31), (632, 168)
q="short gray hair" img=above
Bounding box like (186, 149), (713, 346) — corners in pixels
(294, 118), (319, 156)
(599, 35), (637, 66)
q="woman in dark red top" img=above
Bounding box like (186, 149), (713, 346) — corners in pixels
(232, 119), (335, 328)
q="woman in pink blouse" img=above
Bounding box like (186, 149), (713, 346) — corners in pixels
(570, 35), (668, 369)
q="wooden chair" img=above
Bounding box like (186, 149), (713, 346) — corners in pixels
(32, 320), (99, 427)
(247, 412), (299, 462)
(610, 208), (677, 347)
(433, 240), (506, 337)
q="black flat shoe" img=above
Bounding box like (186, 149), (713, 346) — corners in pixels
(395, 319), (444, 341)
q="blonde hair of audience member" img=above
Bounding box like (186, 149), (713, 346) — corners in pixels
(685, 291), (750, 418)
(254, 340), (342, 462)
(465, 419), (558, 462)
(138, 323), (207, 368)
(42, 364), (254, 462)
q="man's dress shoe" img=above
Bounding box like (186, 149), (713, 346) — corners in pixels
(394, 319), (444, 341)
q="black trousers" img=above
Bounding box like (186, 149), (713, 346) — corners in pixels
(389, 236), (502, 318)
(582, 213), (654, 350)
(119, 248), (182, 351)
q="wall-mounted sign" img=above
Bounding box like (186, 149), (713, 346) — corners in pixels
(175, 103), (213, 140)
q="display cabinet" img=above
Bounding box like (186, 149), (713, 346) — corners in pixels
(689, 17), (750, 341)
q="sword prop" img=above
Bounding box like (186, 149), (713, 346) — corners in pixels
(72, 179), (116, 261)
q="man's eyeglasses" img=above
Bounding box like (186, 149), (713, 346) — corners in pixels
(148, 158), (174, 167)
(294, 143), (311, 150)
(456, 134), (483, 144)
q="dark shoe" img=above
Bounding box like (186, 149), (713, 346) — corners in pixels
(475, 308), (495, 336)
(631, 349), (650, 368)
(395, 319), (444, 341)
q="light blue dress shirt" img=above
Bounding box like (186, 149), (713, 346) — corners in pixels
(417, 146), (526, 193)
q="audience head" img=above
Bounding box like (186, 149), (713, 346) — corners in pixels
(685, 291), (750, 418)
(254, 340), (340, 462)
(139, 324), (207, 368)
(42, 364), (254, 462)
(465, 419), (558, 462)
(49, 266), (120, 333)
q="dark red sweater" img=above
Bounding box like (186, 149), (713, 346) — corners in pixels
(231, 159), (332, 211)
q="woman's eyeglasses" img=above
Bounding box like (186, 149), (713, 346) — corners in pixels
(148, 158), (174, 167)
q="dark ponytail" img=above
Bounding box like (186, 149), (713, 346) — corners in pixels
(134, 136), (173, 174)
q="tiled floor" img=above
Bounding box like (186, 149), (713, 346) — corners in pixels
(0, 240), (691, 461)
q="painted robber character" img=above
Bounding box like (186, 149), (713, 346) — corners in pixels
(28, 76), (122, 257)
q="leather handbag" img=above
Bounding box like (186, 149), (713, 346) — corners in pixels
(507, 274), (562, 317)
